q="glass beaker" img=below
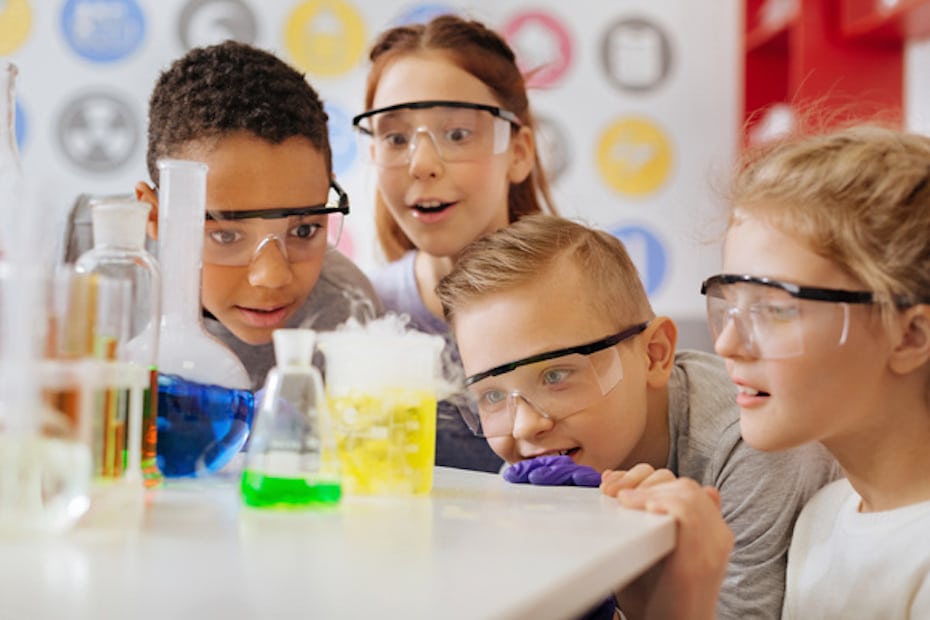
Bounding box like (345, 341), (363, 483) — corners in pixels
(155, 159), (253, 477)
(241, 328), (340, 509)
(0, 64), (92, 535)
(317, 324), (444, 495)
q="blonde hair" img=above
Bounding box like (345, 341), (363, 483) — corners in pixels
(729, 124), (930, 324)
(437, 214), (654, 328)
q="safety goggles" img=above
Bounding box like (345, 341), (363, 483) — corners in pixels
(203, 180), (349, 267)
(700, 274), (875, 359)
(460, 322), (649, 437)
(351, 100), (521, 168)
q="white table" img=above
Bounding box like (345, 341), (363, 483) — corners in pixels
(0, 467), (675, 620)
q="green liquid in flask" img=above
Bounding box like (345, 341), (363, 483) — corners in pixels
(240, 470), (342, 508)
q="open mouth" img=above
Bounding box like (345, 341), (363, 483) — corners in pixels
(412, 200), (454, 214)
(739, 385), (771, 397)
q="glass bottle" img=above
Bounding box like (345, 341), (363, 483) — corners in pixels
(241, 328), (340, 509)
(75, 200), (162, 487)
(0, 62), (92, 535)
(155, 159), (253, 478)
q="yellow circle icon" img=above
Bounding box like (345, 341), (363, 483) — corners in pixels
(0, 0), (32, 55)
(596, 116), (673, 197)
(284, 0), (366, 77)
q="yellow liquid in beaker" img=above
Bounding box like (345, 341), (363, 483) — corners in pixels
(326, 388), (436, 495)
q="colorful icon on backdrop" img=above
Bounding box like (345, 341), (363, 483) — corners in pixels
(284, 1), (365, 77)
(609, 223), (668, 296)
(15, 100), (26, 153)
(500, 11), (573, 89)
(535, 114), (571, 184)
(0, 0), (32, 54)
(601, 17), (673, 94)
(56, 90), (138, 173)
(596, 116), (673, 197)
(391, 3), (457, 26)
(178, 0), (257, 50)
(61, 0), (146, 63)
(325, 102), (356, 177)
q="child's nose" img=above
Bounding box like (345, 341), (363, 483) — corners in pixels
(247, 239), (294, 288)
(407, 129), (444, 179)
(713, 314), (750, 359)
(510, 394), (554, 440)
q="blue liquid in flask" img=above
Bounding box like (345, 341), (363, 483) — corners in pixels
(156, 373), (255, 477)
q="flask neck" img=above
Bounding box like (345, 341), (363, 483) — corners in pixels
(156, 161), (208, 329)
(0, 63), (22, 178)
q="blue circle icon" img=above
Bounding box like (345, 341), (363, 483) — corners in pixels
(609, 223), (668, 296)
(14, 99), (27, 153)
(392, 4), (457, 26)
(61, 0), (146, 63)
(326, 103), (357, 178)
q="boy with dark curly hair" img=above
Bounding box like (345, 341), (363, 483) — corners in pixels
(135, 40), (380, 389)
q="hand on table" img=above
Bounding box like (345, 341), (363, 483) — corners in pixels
(614, 477), (733, 620)
(600, 463), (677, 496)
(503, 455), (602, 487)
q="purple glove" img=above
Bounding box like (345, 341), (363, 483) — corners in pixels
(503, 455), (602, 487)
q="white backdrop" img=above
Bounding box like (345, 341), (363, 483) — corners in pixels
(1, 0), (740, 344)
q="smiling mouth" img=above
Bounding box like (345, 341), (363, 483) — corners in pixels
(530, 448), (579, 459)
(412, 200), (454, 214)
(738, 385), (771, 397)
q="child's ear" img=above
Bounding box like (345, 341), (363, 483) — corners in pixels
(889, 305), (930, 375)
(507, 126), (535, 185)
(135, 181), (159, 240)
(644, 316), (677, 388)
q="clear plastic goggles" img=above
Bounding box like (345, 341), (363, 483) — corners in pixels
(700, 274), (875, 359)
(203, 180), (348, 267)
(460, 322), (649, 438)
(352, 100), (521, 168)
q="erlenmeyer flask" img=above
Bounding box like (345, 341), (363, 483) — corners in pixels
(241, 328), (340, 509)
(155, 159), (254, 477)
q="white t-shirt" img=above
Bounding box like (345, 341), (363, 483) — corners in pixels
(783, 478), (930, 619)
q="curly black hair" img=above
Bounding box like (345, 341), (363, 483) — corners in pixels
(146, 40), (331, 184)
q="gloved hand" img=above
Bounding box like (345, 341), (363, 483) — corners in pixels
(503, 455), (602, 487)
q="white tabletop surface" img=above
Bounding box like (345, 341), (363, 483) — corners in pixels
(0, 466), (675, 620)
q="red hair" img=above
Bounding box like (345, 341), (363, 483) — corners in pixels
(363, 15), (557, 261)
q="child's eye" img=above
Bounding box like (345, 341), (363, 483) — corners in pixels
(444, 127), (472, 143)
(381, 132), (409, 148)
(480, 389), (508, 407)
(289, 222), (321, 240)
(541, 368), (572, 385)
(752, 303), (800, 322)
(207, 229), (242, 246)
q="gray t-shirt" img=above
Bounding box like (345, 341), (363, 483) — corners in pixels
(369, 251), (504, 473)
(206, 248), (382, 390)
(668, 350), (840, 620)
